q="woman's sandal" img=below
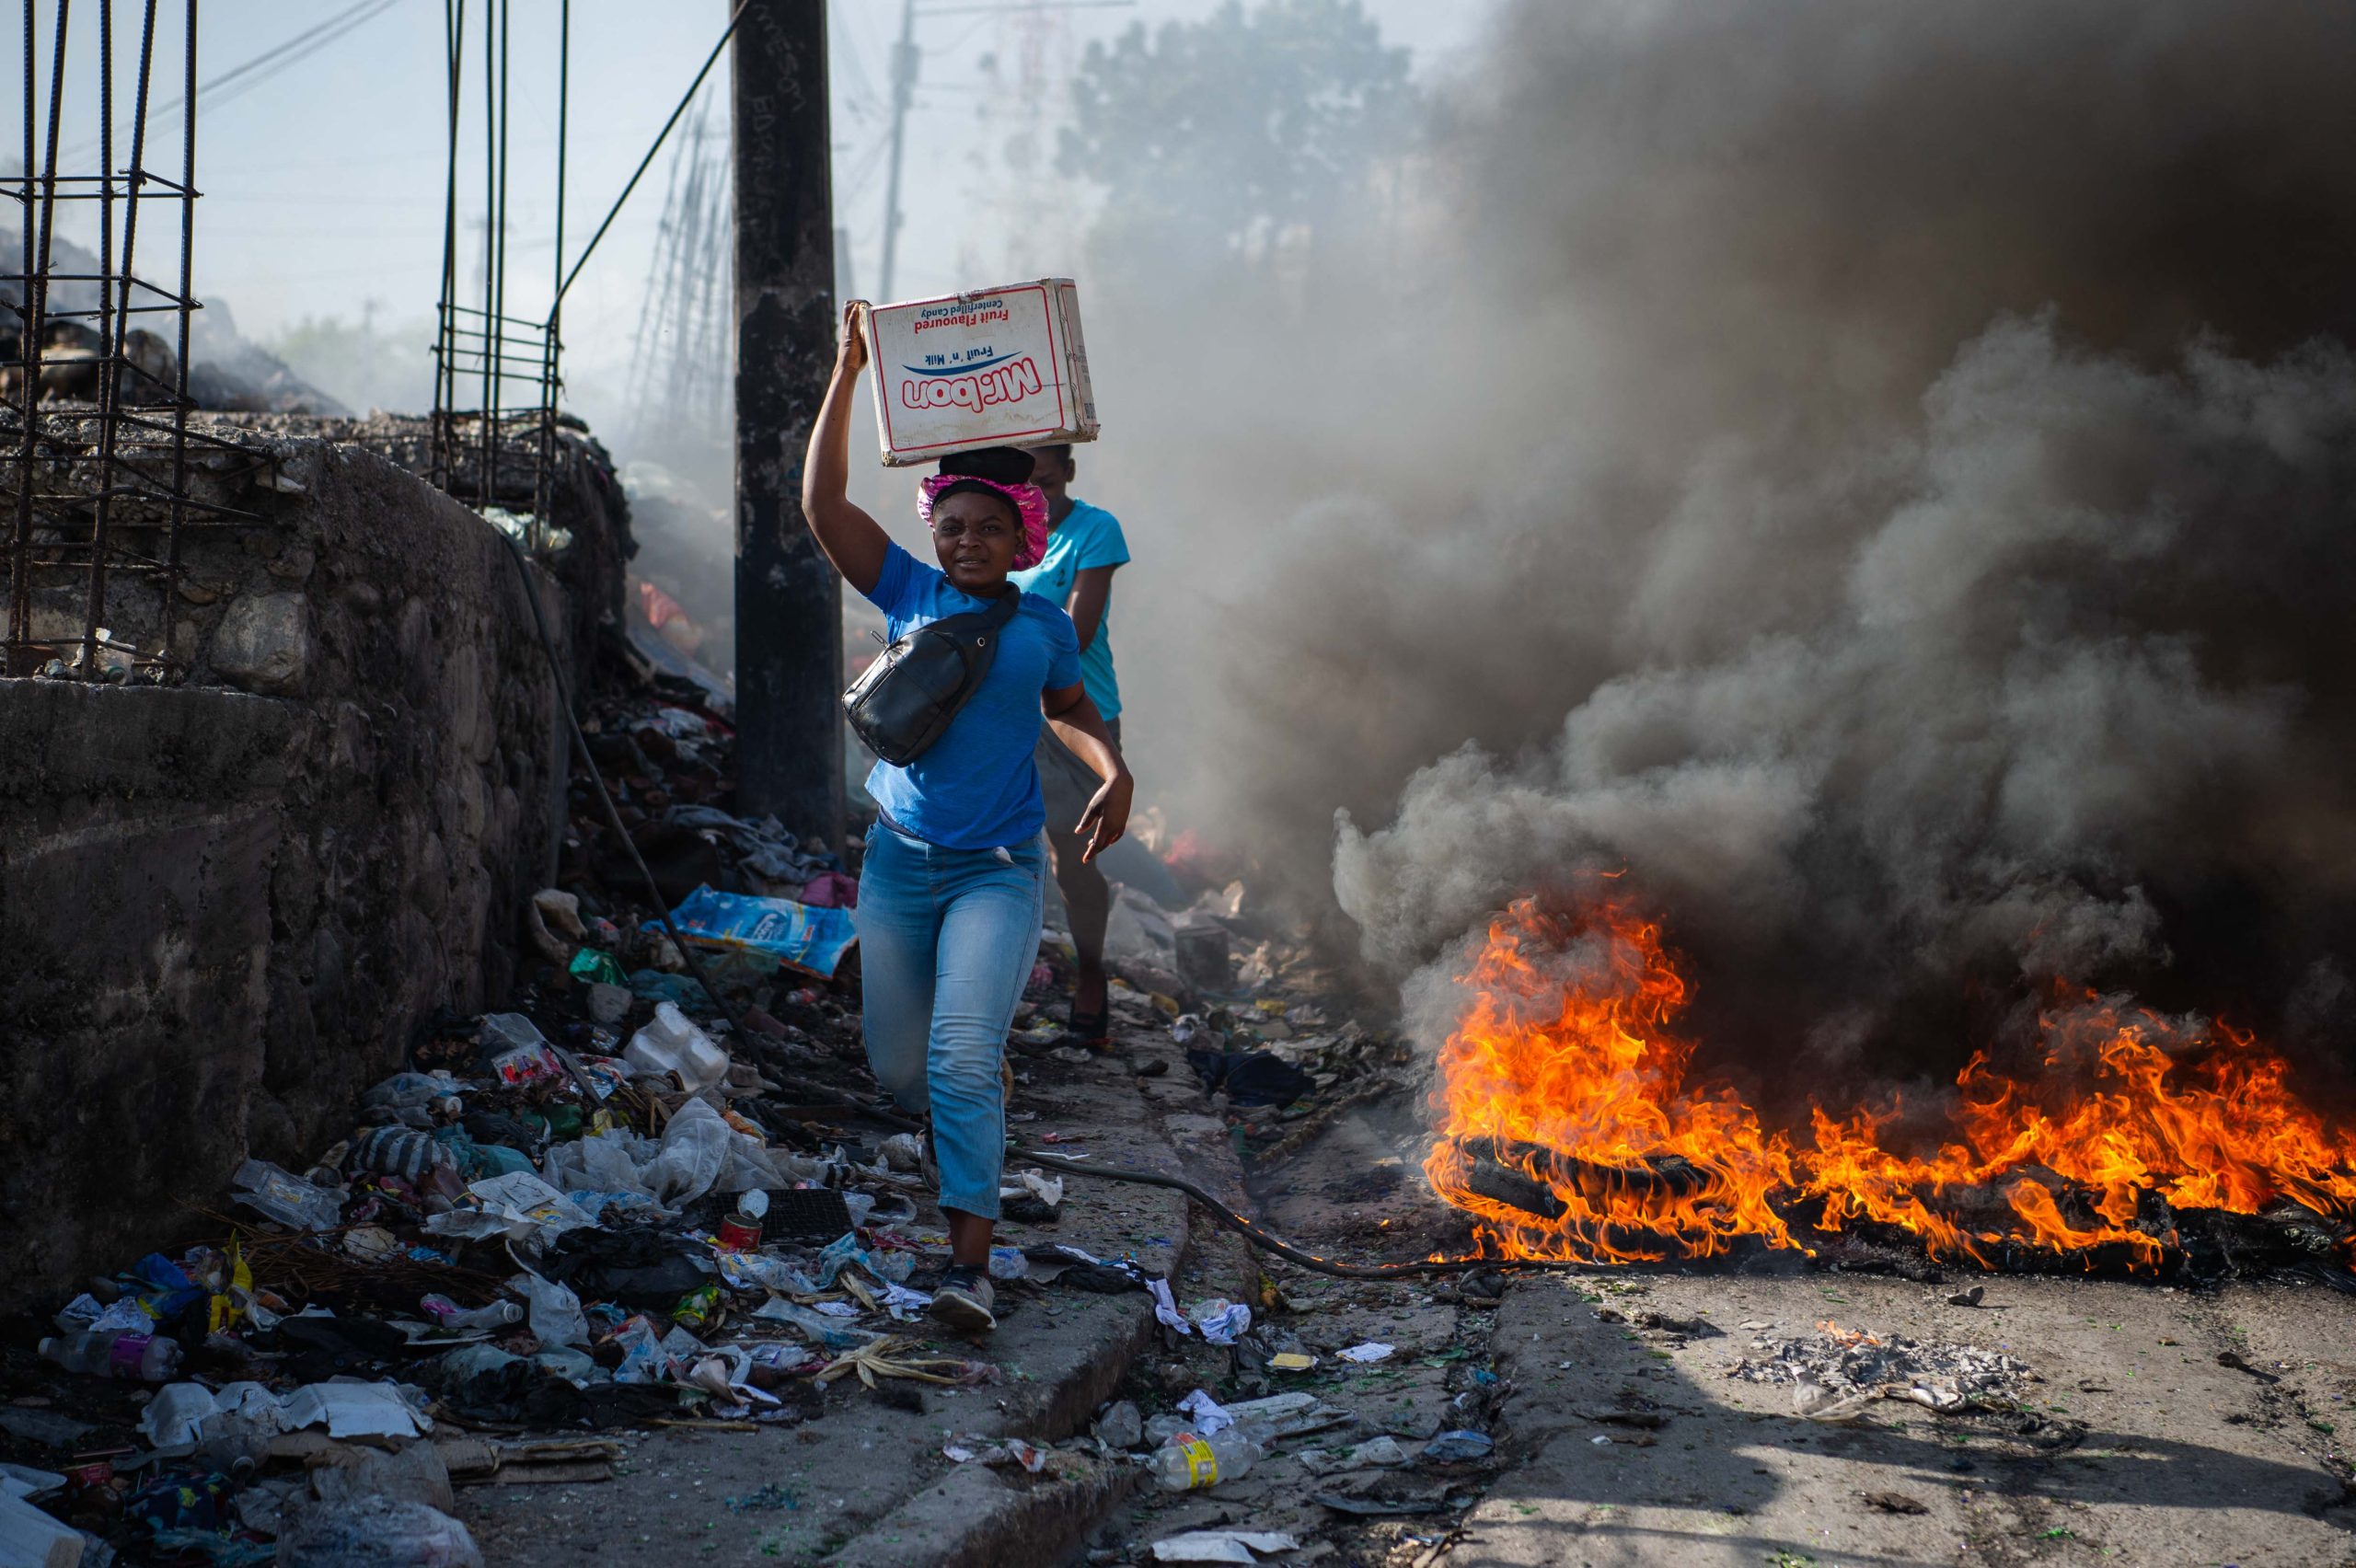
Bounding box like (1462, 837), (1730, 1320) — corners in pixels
(1062, 1004), (1112, 1053)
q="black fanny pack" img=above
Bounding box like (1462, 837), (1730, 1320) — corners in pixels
(842, 586), (1021, 767)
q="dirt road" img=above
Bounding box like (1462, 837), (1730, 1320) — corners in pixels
(1453, 1268), (2356, 1568)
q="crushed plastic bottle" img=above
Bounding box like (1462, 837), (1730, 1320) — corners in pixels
(1149, 1429), (1264, 1492)
(39, 1330), (183, 1382)
(419, 1294), (524, 1332)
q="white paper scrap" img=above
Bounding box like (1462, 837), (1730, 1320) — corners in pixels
(1175, 1389), (1233, 1436)
(1151, 1530), (1301, 1563)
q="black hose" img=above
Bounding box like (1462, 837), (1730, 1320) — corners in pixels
(1009, 1147), (1590, 1282)
(495, 528), (745, 1036)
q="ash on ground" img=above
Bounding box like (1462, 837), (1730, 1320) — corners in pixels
(1730, 1321), (2031, 1417)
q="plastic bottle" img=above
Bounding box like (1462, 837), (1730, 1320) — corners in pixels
(1149, 1429), (1264, 1492)
(419, 1294), (525, 1331)
(39, 1330), (183, 1382)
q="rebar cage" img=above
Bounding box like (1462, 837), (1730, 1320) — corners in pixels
(4, 0), (262, 681)
(429, 0), (567, 541)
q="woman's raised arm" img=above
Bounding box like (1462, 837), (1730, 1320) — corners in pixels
(800, 302), (892, 598)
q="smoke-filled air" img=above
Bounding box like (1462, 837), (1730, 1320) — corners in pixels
(1080, 0), (2356, 1110)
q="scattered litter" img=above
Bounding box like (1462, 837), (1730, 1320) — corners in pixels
(1176, 1389), (1234, 1435)
(1421, 1429), (1495, 1462)
(1582, 1408), (1669, 1430)
(725, 1484), (799, 1513)
(275, 1496), (482, 1568)
(1151, 1529), (1300, 1563)
(1148, 1278), (1192, 1334)
(1311, 1473), (1465, 1516)
(2, 1490), (89, 1568)
(1269, 1352), (1316, 1372)
(813, 1337), (996, 1390)
(1946, 1286), (1986, 1308)
(1149, 1428), (1264, 1492)
(1733, 1322), (2030, 1417)
(1187, 1297), (1252, 1345)
(657, 885), (858, 980)
(1298, 1435), (1408, 1475)
(1093, 1401), (1144, 1450)
(279, 1381), (433, 1441)
(1336, 1342), (1395, 1364)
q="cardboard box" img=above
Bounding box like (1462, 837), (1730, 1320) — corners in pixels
(865, 278), (1098, 467)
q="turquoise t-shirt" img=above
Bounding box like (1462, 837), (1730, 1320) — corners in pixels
(1009, 498), (1129, 721)
(859, 542), (1081, 849)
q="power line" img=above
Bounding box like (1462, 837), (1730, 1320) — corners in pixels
(67, 0), (401, 161)
(874, 0), (1132, 300)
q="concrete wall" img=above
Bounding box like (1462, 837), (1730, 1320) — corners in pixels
(0, 425), (623, 1309)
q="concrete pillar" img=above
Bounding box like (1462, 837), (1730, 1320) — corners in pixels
(732, 0), (843, 847)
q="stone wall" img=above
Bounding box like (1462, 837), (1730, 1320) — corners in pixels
(0, 421), (627, 1309)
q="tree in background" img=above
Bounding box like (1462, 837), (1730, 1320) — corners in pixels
(1059, 0), (1415, 282)
(267, 300), (435, 416)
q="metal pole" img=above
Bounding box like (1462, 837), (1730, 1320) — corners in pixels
(877, 0), (915, 303)
(537, 0), (566, 532)
(8, 0), (55, 674)
(433, 0), (463, 489)
(478, 0), (494, 508)
(162, 0), (192, 667)
(732, 0), (842, 843)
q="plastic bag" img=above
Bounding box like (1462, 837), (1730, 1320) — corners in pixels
(232, 1159), (344, 1232)
(715, 1251), (822, 1297)
(423, 1172), (595, 1244)
(641, 1098), (732, 1207)
(750, 1298), (876, 1351)
(507, 1268), (587, 1348)
(277, 1496), (482, 1568)
(1186, 1297), (1252, 1345)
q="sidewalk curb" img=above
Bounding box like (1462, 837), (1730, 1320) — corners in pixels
(831, 1452), (1146, 1568)
(832, 1209), (1186, 1568)
(833, 1050), (1201, 1566)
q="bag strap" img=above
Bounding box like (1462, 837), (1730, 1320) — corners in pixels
(975, 583), (1022, 631)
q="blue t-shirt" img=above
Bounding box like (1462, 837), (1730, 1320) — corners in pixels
(1008, 498), (1129, 721)
(859, 542), (1081, 849)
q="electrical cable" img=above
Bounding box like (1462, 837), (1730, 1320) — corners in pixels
(1009, 1147), (1587, 1281)
(65, 0), (399, 161)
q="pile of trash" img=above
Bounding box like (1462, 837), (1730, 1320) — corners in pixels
(1729, 1320), (2033, 1417)
(4, 953), (1188, 1565)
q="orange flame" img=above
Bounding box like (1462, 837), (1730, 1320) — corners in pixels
(1424, 896), (2356, 1272)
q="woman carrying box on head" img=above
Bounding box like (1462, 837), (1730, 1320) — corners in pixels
(802, 303), (1133, 1333)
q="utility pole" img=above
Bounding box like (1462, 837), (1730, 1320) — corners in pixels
(877, 0), (918, 303)
(874, 0), (1128, 305)
(733, 0), (843, 847)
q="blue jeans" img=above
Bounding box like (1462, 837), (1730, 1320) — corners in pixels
(855, 819), (1046, 1221)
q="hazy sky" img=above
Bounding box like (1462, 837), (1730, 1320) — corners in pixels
(8, 0), (1486, 415)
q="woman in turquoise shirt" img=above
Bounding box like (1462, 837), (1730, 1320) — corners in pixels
(1013, 443), (1132, 1047)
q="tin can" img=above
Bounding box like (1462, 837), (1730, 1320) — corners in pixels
(716, 1211), (762, 1252)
